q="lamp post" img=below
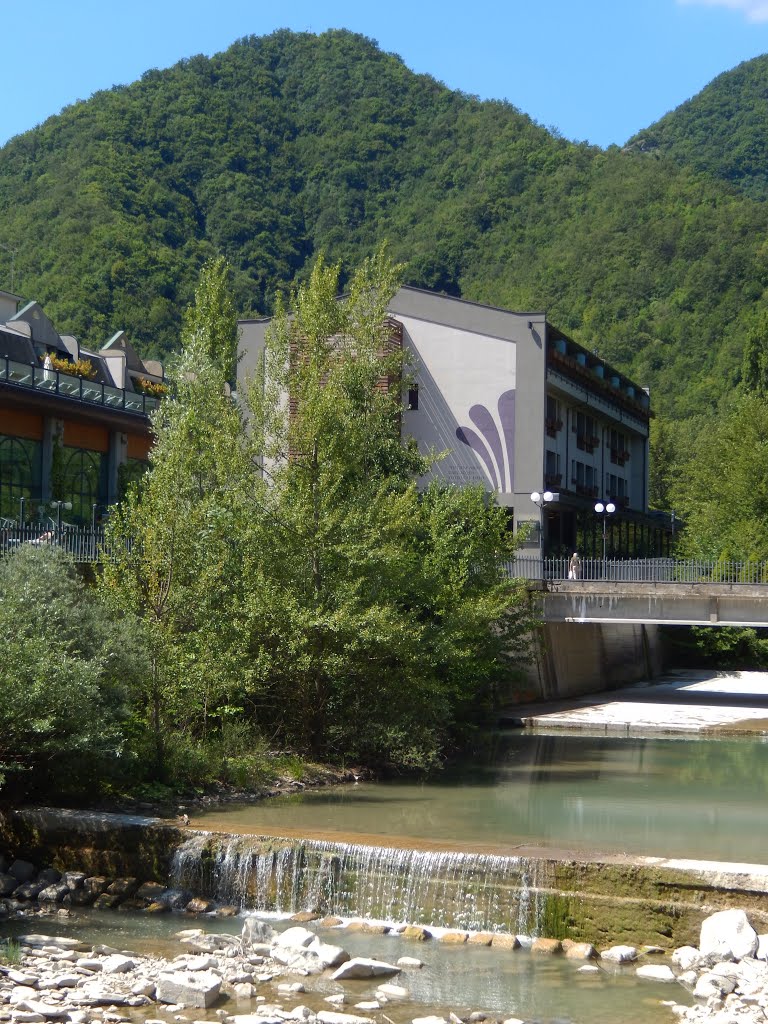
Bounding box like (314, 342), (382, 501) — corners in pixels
(50, 500), (73, 542)
(594, 500), (616, 579)
(531, 490), (558, 566)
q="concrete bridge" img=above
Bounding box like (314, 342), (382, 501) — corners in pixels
(536, 579), (768, 628)
(510, 557), (768, 628)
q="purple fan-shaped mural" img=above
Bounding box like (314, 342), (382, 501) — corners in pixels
(456, 390), (515, 491)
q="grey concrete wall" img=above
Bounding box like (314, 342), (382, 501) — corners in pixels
(512, 621), (664, 703)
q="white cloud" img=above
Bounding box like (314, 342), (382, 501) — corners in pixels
(678, 0), (768, 22)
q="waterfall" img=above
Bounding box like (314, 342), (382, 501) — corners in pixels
(172, 834), (548, 934)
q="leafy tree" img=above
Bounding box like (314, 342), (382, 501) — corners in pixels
(100, 257), (258, 777)
(673, 393), (768, 562)
(240, 249), (532, 767)
(0, 546), (141, 797)
(741, 311), (768, 396)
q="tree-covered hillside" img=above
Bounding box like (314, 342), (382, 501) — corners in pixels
(2, 30), (768, 418)
(626, 54), (768, 201)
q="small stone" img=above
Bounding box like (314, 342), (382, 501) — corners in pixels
(375, 984), (408, 999)
(577, 965), (600, 974)
(396, 957), (423, 968)
(467, 933), (494, 946)
(146, 902), (170, 914)
(184, 898), (214, 914)
(401, 926), (430, 942)
(439, 932), (467, 945)
(92, 895), (122, 911)
(290, 912), (319, 923)
(490, 934), (519, 950)
(316, 1014), (377, 1024)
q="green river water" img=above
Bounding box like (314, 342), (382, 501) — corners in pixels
(10, 731), (765, 1024)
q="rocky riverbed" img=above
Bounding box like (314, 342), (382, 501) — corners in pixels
(1, 856), (768, 1023)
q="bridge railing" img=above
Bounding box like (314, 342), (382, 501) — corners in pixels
(506, 556), (768, 584)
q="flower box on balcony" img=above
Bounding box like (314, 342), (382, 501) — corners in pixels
(545, 417), (563, 437)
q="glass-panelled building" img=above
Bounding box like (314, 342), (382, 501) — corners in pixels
(0, 291), (159, 525)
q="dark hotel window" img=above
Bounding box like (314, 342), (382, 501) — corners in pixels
(407, 385), (419, 410)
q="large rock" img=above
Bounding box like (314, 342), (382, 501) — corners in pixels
(672, 946), (701, 971)
(531, 938), (562, 955)
(61, 872), (86, 890)
(9, 860), (36, 883)
(635, 965), (676, 982)
(101, 954), (135, 974)
(272, 926), (316, 950)
(331, 958), (401, 981)
(19, 936), (84, 950)
(307, 938), (350, 968)
(564, 942), (596, 960)
(156, 970), (222, 1009)
(37, 884), (69, 902)
(136, 881), (168, 902)
(601, 945), (638, 963)
(700, 909), (758, 960)
(0, 873), (19, 896)
(693, 971), (737, 1000)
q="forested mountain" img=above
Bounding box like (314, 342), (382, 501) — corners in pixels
(2, 30), (768, 419)
(626, 54), (768, 201)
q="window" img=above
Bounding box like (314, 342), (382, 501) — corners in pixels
(0, 436), (42, 519)
(60, 447), (106, 525)
(407, 385), (419, 411)
(545, 396), (562, 436)
(545, 450), (561, 486)
(609, 428), (629, 464)
(574, 412), (599, 452)
(606, 473), (628, 501)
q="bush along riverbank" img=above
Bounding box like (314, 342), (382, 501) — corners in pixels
(2, 853), (768, 1022)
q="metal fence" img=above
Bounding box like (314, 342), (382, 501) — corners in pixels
(0, 523), (117, 563)
(1, 356), (160, 415)
(506, 556), (768, 584)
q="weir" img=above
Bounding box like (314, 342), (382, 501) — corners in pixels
(168, 830), (768, 949)
(171, 834), (548, 935)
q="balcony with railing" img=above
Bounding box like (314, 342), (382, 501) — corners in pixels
(1, 356), (160, 415)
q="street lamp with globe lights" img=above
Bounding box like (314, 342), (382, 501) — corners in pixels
(530, 490), (558, 561)
(594, 500), (616, 578)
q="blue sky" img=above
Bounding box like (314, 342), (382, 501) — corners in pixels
(4, 0), (768, 149)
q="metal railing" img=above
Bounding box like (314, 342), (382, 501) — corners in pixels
(0, 523), (120, 563)
(0, 356), (160, 415)
(506, 556), (768, 584)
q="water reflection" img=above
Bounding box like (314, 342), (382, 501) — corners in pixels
(194, 733), (768, 862)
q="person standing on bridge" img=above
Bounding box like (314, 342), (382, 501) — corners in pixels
(568, 552), (582, 580)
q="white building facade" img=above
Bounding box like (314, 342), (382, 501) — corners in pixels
(239, 286), (667, 559)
